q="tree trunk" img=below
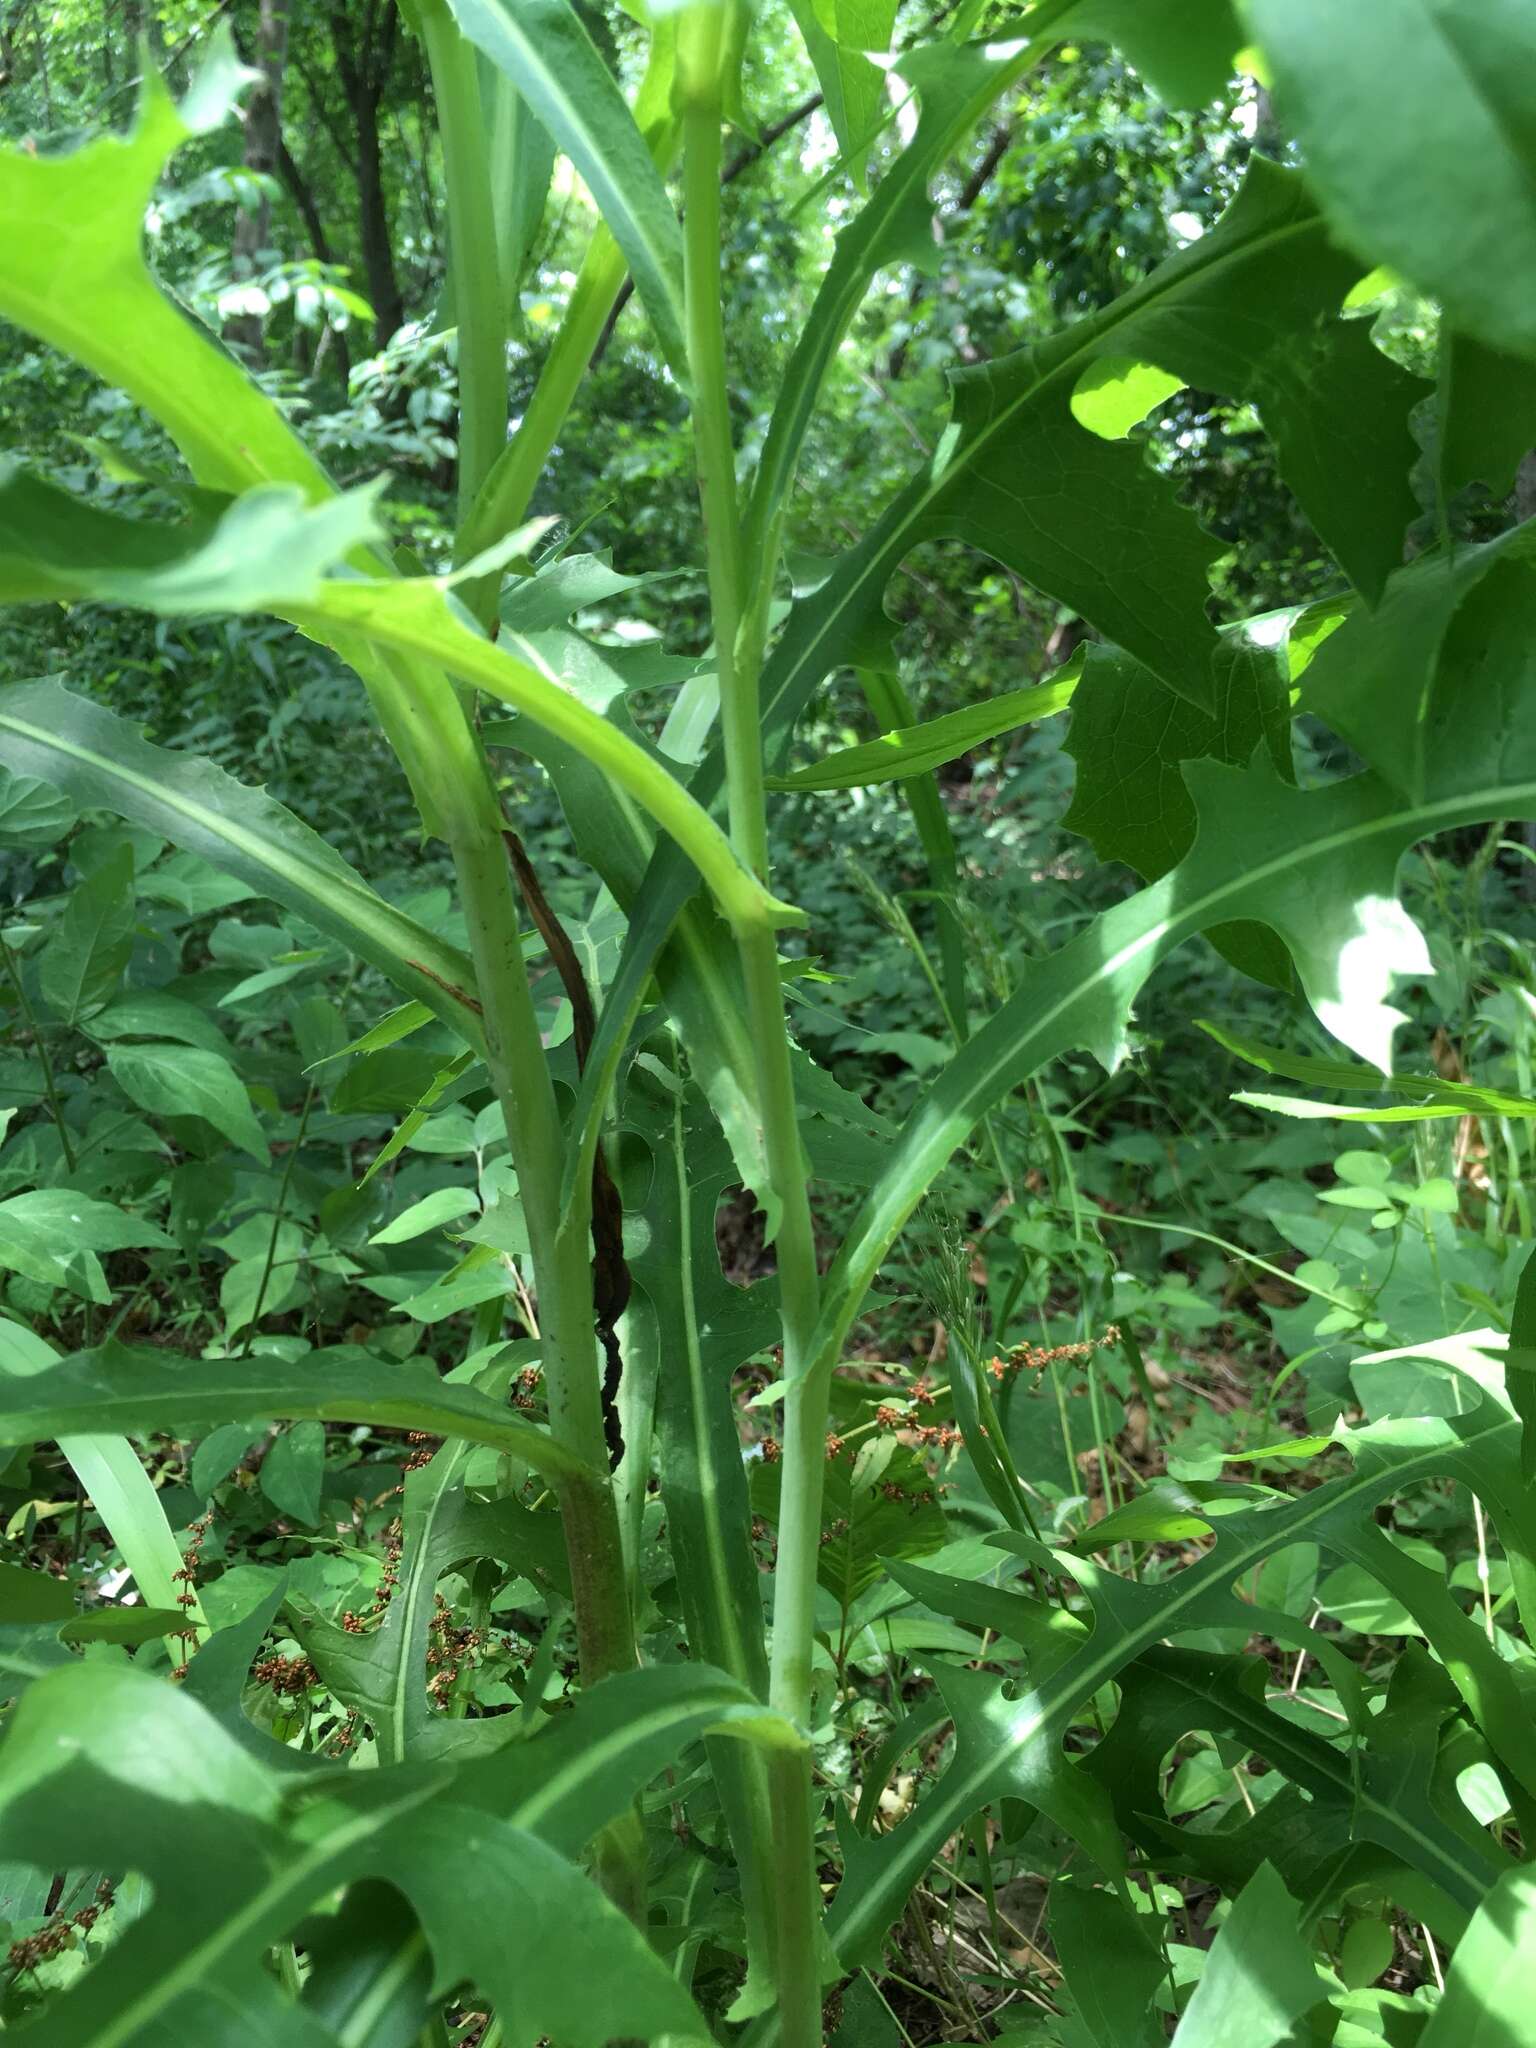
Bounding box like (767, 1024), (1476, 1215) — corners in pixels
(225, 0), (291, 358)
(353, 84), (406, 347)
(276, 137), (352, 384)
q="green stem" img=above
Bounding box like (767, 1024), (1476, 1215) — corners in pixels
(240, 1078), (316, 1356)
(411, 676), (642, 1909)
(681, 92), (761, 876)
(449, 807), (635, 1684)
(679, 20), (826, 2044)
(420, 0), (507, 591)
(458, 229), (628, 563)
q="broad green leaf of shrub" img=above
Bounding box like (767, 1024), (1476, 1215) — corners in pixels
(370, 1187), (481, 1245)
(1169, 1864), (1323, 2047)
(0, 29), (332, 500)
(1245, 0), (1536, 362)
(1420, 1862), (1536, 2047)
(260, 1421), (326, 1527)
(0, 1188), (171, 1303)
(87, 990), (234, 1056)
(38, 844), (136, 1025)
(0, 1661), (716, 2048)
(106, 1043), (269, 1163)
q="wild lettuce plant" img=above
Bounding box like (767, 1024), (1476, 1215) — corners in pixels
(0, 1), (1534, 2042)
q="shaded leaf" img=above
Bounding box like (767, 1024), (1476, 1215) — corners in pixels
(1420, 1862), (1536, 2047)
(106, 1042), (269, 1163)
(0, 1660), (715, 2048)
(770, 667), (1077, 791)
(1169, 1864), (1322, 2047)
(0, 1340), (594, 1482)
(38, 845), (135, 1024)
(1247, 0), (1536, 361)
(0, 679), (484, 1041)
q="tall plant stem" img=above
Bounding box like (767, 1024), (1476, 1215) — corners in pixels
(419, 0), (507, 623)
(679, 21), (826, 2044)
(447, 802), (634, 1686)
(405, 665), (642, 1911)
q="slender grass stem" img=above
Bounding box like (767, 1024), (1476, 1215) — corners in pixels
(240, 1078), (315, 1356)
